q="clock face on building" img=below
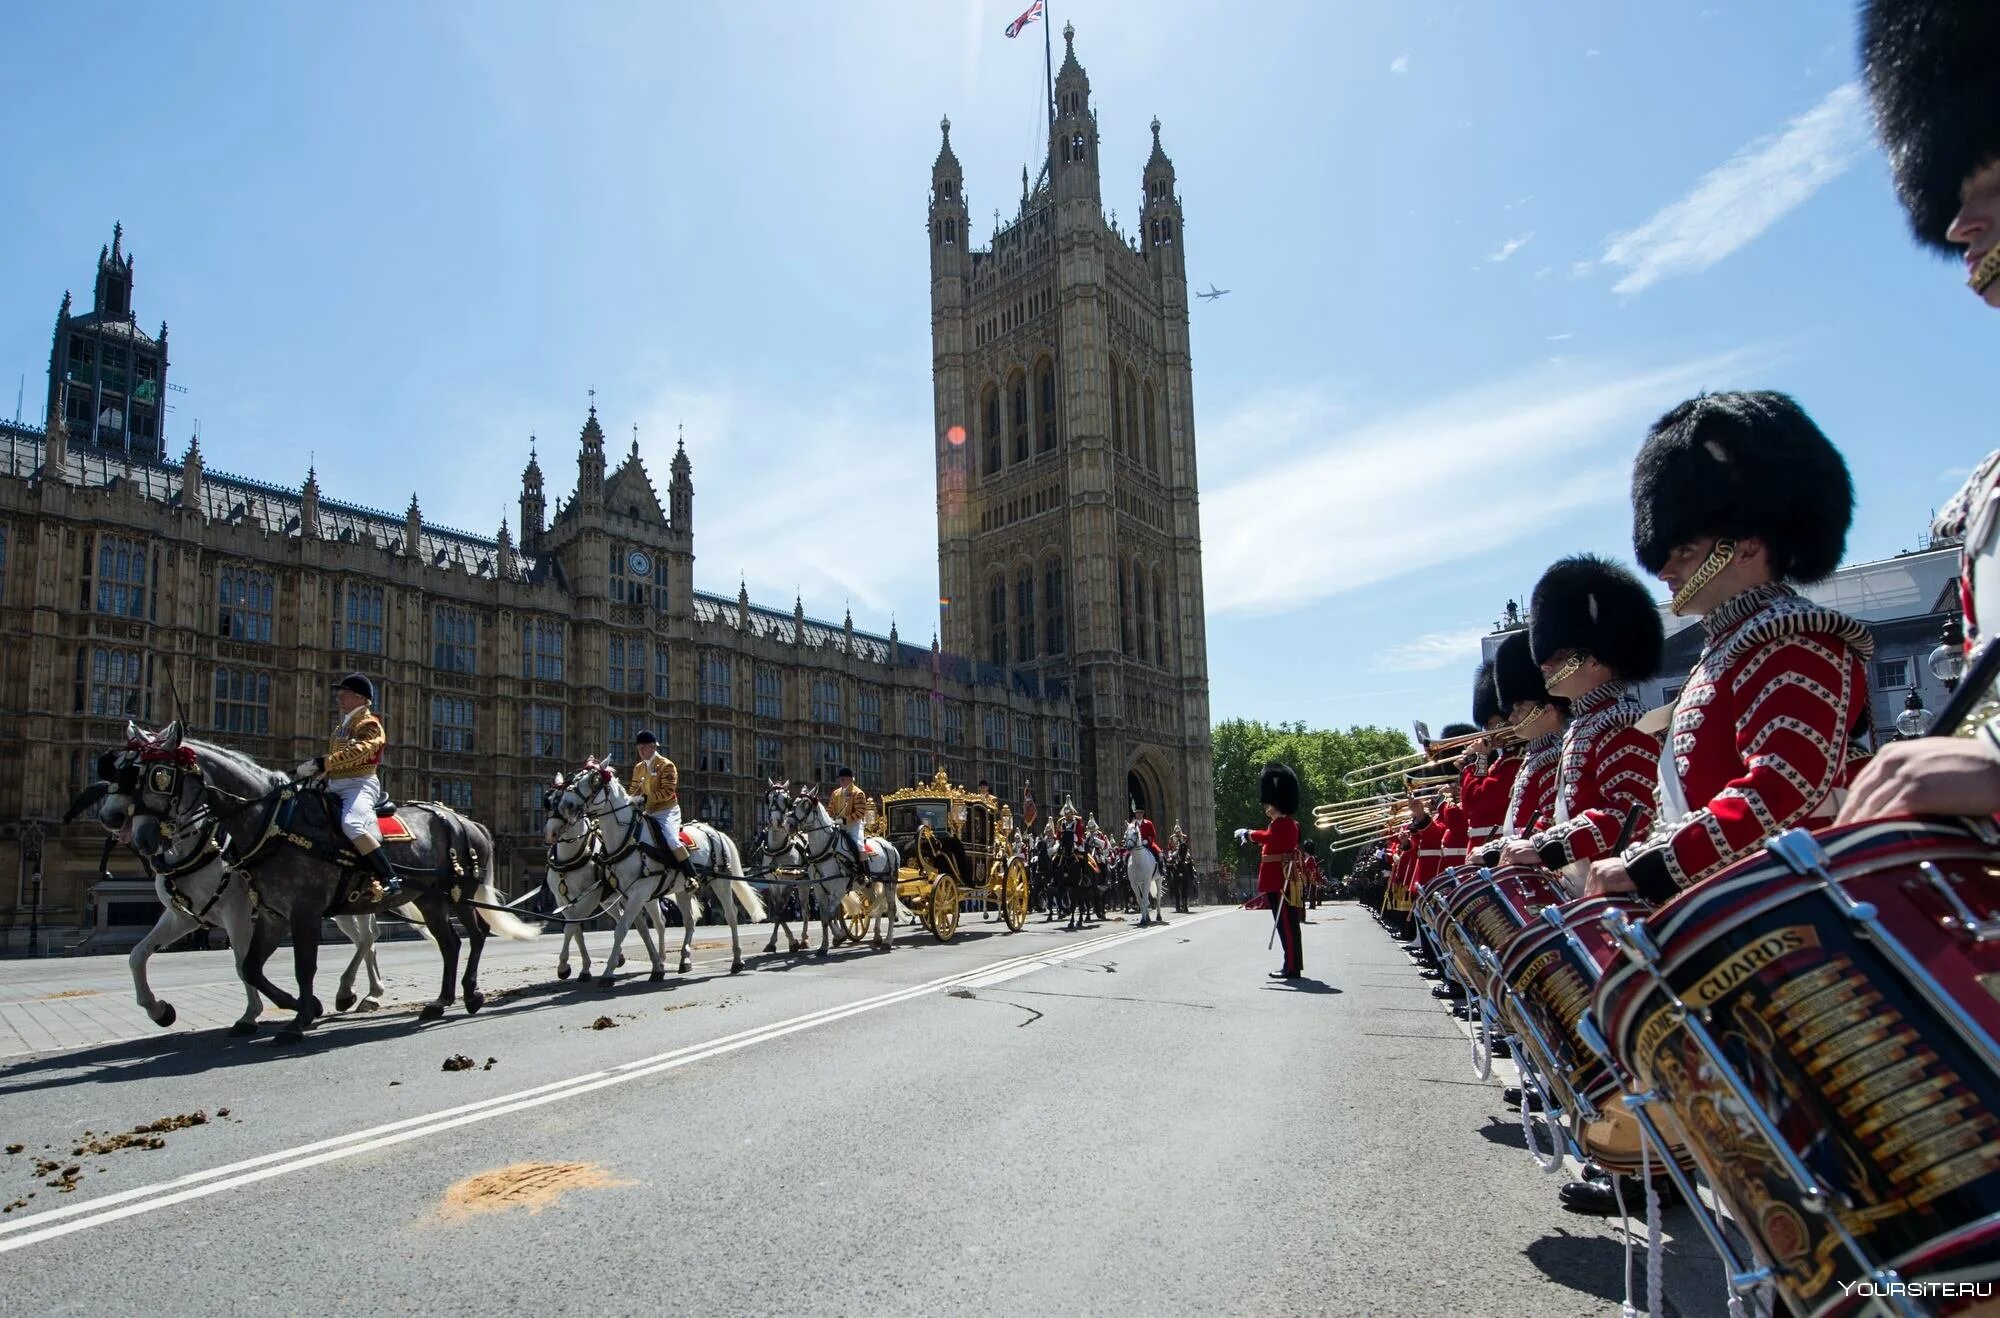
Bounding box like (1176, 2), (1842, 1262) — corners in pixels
(628, 551), (652, 576)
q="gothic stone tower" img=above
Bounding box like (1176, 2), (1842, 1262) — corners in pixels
(929, 24), (1214, 858)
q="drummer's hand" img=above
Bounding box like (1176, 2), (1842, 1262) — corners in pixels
(1837, 738), (2000, 824)
(1584, 859), (1635, 898)
(1497, 840), (1541, 868)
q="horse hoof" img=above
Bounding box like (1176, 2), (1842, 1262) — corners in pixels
(153, 1004), (177, 1028)
(613, 954), (626, 969)
(678, 959), (693, 975)
(649, 969), (666, 983)
(596, 977), (615, 991)
(228, 1020), (258, 1038)
(816, 948), (829, 960)
(274, 1031), (305, 1047)
(356, 999), (380, 1013)
(464, 992), (485, 1015)
(334, 992), (357, 1013)
(556, 964), (573, 981)
(418, 1003), (446, 1022)
(730, 959), (744, 974)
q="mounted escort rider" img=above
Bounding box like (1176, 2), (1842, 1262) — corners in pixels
(631, 730), (695, 876)
(828, 765), (872, 870)
(293, 673), (400, 901)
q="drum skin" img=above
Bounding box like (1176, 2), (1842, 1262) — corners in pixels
(1595, 819), (2000, 1316)
(1499, 896), (1648, 1127)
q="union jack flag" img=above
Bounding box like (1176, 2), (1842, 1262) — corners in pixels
(1004, 0), (1044, 39)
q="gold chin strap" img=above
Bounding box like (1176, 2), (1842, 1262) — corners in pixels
(1545, 653), (1585, 688)
(1971, 245), (2000, 296)
(1670, 538), (1736, 615)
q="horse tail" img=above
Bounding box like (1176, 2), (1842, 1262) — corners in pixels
(399, 902), (439, 945)
(725, 879), (767, 923)
(471, 884), (540, 940)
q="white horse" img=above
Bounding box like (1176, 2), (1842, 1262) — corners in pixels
(1123, 822), (1166, 927)
(91, 739), (416, 1036)
(753, 785), (816, 955)
(770, 782), (902, 957)
(545, 762), (766, 988)
(540, 773), (672, 983)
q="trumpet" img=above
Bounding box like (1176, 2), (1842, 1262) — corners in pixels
(1340, 713), (1531, 787)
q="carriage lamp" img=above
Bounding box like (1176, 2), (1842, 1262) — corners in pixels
(1928, 614), (1967, 692)
(1895, 687), (1931, 740)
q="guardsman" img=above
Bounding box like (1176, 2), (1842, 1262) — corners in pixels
(1167, 819), (1193, 912)
(1841, 0), (2000, 822)
(295, 672), (399, 900)
(1236, 762), (1304, 979)
(630, 731), (693, 874)
(1129, 804), (1163, 865)
(1478, 630), (1567, 863)
(828, 766), (871, 865)
(1589, 392), (1871, 903)
(1459, 662), (1521, 861)
(1498, 555), (1666, 897)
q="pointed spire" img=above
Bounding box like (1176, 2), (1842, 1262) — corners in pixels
(42, 379), (70, 484)
(935, 114), (958, 171)
(109, 222), (123, 264)
(301, 462), (322, 538)
(630, 422), (640, 460)
(737, 577), (751, 628)
(57, 289), (71, 321)
(1058, 20), (1082, 80)
(793, 592), (806, 647)
(405, 492), (422, 558)
(497, 516), (517, 579)
(523, 434), (542, 485)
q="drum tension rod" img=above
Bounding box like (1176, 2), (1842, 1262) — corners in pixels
(1918, 860), (2000, 942)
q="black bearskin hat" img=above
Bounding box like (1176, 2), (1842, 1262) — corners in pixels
(1438, 722), (1478, 740)
(1631, 391), (1852, 584)
(1528, 554), (1665, 682)
(1862, 0), (2000, 253)
(1491, 631), (1547, 713)
(1471, 660), (1502, 728)
(1259, 762), (1300, 816)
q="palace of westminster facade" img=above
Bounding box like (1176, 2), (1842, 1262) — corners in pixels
(0, 30), (1214, 947)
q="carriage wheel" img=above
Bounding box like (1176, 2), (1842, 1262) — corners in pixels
(917, 881), (938, 936)
(838, 897), (870, 944)
(931, 873), (961, 943)
(1002, 858), (1030, 932)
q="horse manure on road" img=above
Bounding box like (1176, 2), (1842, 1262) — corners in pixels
(133, 1112), (208, 1135)
(589, 1016), (618, 1030)
(4, 1144), (20, 1155)
(441, 1054), (476, 1072)
(483, 1057), (497, 1071)
(434, 1162), (633, 1221)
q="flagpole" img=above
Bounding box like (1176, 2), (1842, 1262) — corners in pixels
(1042, 2), (1056, 140)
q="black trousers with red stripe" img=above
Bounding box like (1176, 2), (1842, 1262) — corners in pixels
(1272, 899), (1303, 977)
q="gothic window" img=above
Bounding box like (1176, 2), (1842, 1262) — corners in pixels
(816, 741), (844, 785)
(755, 735), (784, 782)
(1125, 371), (1141, 470)
(982, 709), (1006, 751)
(988, 576), (1008, 666)
(1010, 371), (1029, 464)
(699, 653), (733, 706)
(982, 383), (1001, 477)
(754, 665), (783, 718)
(522, 619), (565, 681)
(88, 533), (149, 618)
(904, 693), (933, 740)
(608, 634), (644, 694)
(654, 643), (672, 699)
(431, 778), (474, 812)
(1144, 382), (1159, 472)
(944, 702), (966, 746)
(1154, 575), (1168, 666)
(1109, 355), (1123, 453)
(1013, 717), (1033, 759)
(1134, 562), (1149, 663)
(213, 667), (271, 737)
(337, 582), (386, 655)
(699, 727), (734, 774)
(859, 748), (883, 785)
(1036, 359), (1057, 452)
(1043, 558), (1066, 655)
(218, 566), (275, 643)
(430, 695), (475, 753)
(857, 689), (884, 733)
(1119, 561), (1132, 654)
(944, 217), (957, 245)
(521, 704), (565, 759)
(432, 605), (476, 673)
(1015, 568), (1035, 662)
(811, 676), (843, 724)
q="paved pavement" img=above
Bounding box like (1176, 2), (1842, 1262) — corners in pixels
(0, 904), (1730, 1316)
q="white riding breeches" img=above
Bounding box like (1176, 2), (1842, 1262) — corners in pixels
(648, 806), (684, 852)
(841, 821), (865, 853)
(328, 775), (384, 844)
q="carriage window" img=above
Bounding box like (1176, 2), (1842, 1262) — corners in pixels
(217, 566), (274, 643)
(521, 704), (564, 759)
(699, 727), (734, 774)
(212, 666), (271, 737)
(431, 696), (475, 753)
(432, 605), (477, 674)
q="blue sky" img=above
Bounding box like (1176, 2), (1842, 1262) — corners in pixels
(0, 2), (1985, 733)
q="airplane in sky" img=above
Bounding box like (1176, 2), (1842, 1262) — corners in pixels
(1196, 284), (1230, 301)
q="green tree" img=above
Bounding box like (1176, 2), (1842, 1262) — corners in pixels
(1212, 718), (1415, 872)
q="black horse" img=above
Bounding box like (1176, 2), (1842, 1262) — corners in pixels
(1165, 838), (1196, 913)
(105, 722), (537, 1040)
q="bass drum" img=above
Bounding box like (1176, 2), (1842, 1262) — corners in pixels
(1595, 819), (2000, 1316)
(1498, 895), (1694, 1175)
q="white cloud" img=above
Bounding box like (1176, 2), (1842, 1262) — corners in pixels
(1376, 625), (1496, 673)
(1200, 348), (1767, 617)
(1547, 332), (1573, 341)
(1488, 231), (1535, 263)
(1389, 55), (1409, 74)
(1595, 82), (1868, 295)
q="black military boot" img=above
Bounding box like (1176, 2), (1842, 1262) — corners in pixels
(367, 848), (402, 899)
(1559, 1171), (1680, 1217)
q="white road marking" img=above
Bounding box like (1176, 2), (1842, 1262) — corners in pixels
(0, 912), (1222, 1254)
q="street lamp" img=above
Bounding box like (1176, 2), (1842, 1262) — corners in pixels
(1895, 687), (1932, 740)
(1929, 613), (1967, 692)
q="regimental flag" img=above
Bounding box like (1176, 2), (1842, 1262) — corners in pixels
(1004, 0), (1044, 39)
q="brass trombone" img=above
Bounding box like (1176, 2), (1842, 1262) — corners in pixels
(1339, 715), (1528, 788)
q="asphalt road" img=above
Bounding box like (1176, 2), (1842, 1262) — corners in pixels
(0, 905), (1722, 1316)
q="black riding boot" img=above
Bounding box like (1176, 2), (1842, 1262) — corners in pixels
(366, 847), (402, 899)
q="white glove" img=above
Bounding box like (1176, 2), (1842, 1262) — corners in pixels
(294, 757), (324, 779)
(1233, 828), (1250, 844)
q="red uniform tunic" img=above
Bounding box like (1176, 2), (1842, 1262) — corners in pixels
(1503, 733), (1562, 840)
(1248, 813), (1300, 897)
(1529, 681), (1662, 871)
(1625, 584), (1873, 900)
(1389, 824), (1417, 900)
(1436, 799), (1468, 858)
(1461, 751), (1521, 855)
(1136, 817), (1162, 861)
(1409, 811), (1451, 892)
